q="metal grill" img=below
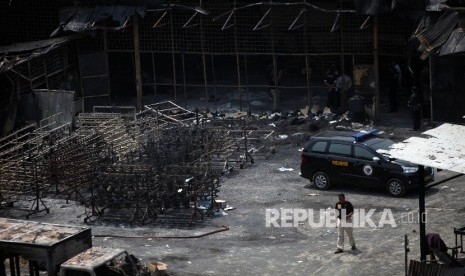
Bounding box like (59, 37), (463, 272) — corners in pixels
(102, 1), (413, 112)
(0, 104), (274, 224)
(0, 0), (60, 45)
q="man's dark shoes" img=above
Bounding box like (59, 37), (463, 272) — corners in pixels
(351, 245), (357, 250)
(334, 248), (343, 254)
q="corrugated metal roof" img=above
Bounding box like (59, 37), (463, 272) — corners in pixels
(52, 5), (146, 36)
(386, 123), (465, 174)
(410, 10), (459, 60)
(0, 36), (76, 73)
(354, 0), (426, 15)
(0, 36), (74, 54)
(0, 217), (87, 246)
(440, 29), (465, 56)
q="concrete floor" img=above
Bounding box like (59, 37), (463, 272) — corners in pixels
(1, 90), (461, 276)
(4, 135), (463, 276)
(114, 148), (461, 276)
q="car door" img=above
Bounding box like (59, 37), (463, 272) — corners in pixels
(326, 142), (353, 182)
(346, 145), (385, 186)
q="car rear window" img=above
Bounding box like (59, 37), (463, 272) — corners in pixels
(328, 143), (351, 156)
(310, 141), (327, 153)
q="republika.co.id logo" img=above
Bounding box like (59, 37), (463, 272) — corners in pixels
(265, 208), (427, 228)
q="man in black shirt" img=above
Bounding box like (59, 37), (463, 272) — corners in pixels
(334, 193), (356, 254)
(407, 86), (422, 131)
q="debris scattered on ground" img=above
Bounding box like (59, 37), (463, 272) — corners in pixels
(300, 106), (310, 116)
(213, 210), (228, 217)
(277, 167), (294, 172)
(147, 261), (167, 274)
(224, 206), (235, 211)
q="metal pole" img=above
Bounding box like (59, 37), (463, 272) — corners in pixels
(236, 54), (242, 111)
(304, 0), (312, 109)
(374, 15), (380, 120)
(103, 31), (111, 107)
(169, 0), (177, 103)
(232, 0), (243, 111)
(211, 54), (217, 102)
(429, 56), (434, 122)
(200, 0), (209, 111)
(418, 165), (427, 261)
(270, 4), (279, 111)
(133, 14), (143, 110)
(404, 234), (409, 276)
(182, 50), (187, 107)
(44, 59), (49, 90)
(339, 0), (347, 112)
(151, 52), (157, 101)
(244, 55), (250, 111)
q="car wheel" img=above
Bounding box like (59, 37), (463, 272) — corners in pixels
(313, 172), (331, 190)
(386, 178), (406, 197)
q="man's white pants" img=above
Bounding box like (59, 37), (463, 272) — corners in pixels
(337, 218), (355, 249)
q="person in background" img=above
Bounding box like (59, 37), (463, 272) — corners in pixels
(266, 62), (283, 106)
(336, 71), (353, 109)
(423, 233), (448, 261)
(324, 64), (340, 112)
(348, 93), (366, 123)
(387, 60), (401, 112)
(408, 86), (422, 131)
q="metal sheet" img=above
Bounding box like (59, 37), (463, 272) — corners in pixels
(410, 10), (459, 60)
(0, 36), (75, 73)
(61, 247), (126, 269)
(354, 0), (425, 15)
(439, 28), (465, 56)
(53, 5), (147, 35)
(0, 36), (73, 54)
(0, 218), (92, 276)
(386, 123), (465, 174)
(0, 218), (87, 246)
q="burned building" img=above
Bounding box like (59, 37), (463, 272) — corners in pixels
(1, 0), (433, 135)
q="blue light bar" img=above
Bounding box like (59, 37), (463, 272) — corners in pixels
(352, 129), (378, 142)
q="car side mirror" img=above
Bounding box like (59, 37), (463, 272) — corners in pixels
(372, 156), (380, 162)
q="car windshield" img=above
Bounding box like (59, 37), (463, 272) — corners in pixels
(369, 138), (395, 151)
(367, 138), (396, 160)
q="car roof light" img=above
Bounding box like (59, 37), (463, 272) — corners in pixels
(352, 129), (378, 142)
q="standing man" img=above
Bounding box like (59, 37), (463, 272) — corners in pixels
(334, 193), (356, 254)
(324, 64), (339, 112)
(408, 86), (422, 131)
(387, 60), (401, 112)
(266, 62), (283, 109)
(336, 71), (353, 110)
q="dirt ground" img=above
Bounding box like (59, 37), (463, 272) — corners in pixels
(2, 93), (464, 276)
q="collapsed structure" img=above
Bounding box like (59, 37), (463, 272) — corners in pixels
(0, 101), (274, 225)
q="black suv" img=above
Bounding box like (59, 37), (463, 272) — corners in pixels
(300, 130), (434, 197)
